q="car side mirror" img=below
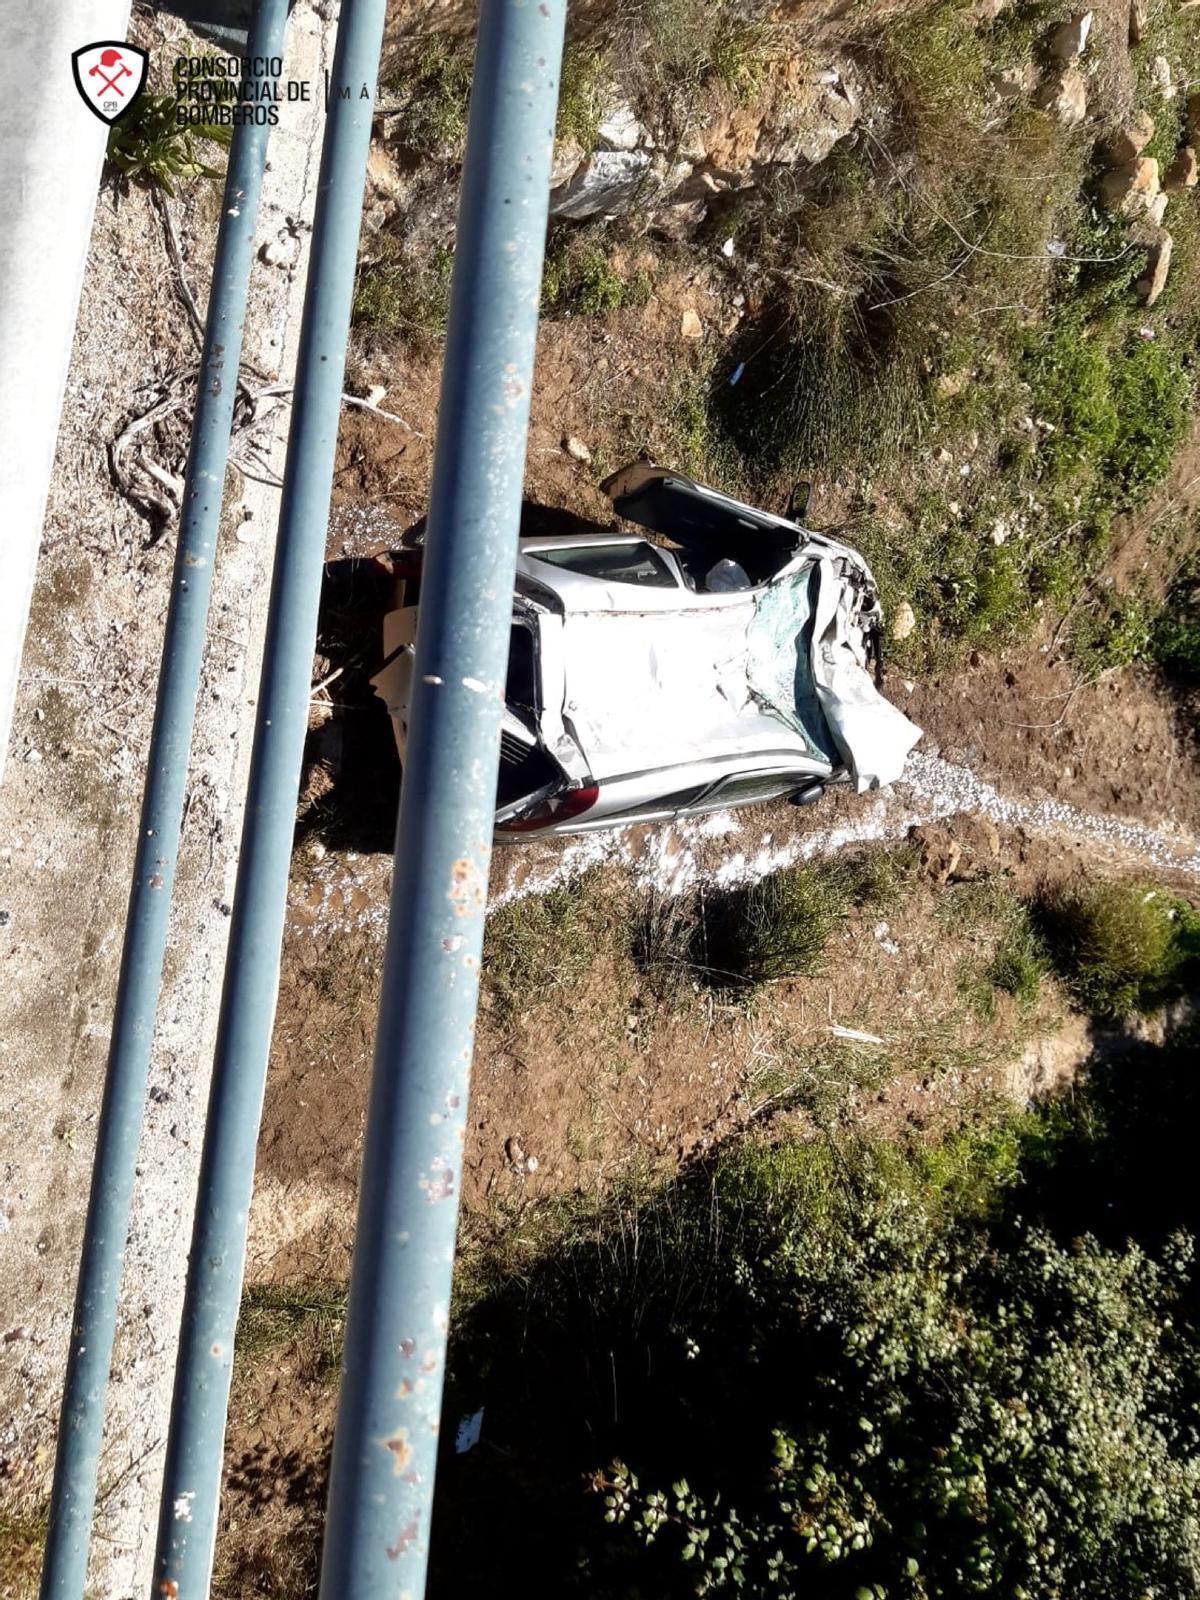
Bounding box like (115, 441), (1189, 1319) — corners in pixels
(785, 481), (812, 523)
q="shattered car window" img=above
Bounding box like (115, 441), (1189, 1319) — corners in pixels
(529, 541), (677, 587)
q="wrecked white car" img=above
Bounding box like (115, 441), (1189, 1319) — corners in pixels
(371, 464), (921, 840)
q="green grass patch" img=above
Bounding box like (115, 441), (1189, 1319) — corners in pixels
(1039, 878), (1200, 1018)
(556, 44), (606, 150)
(1153, 551), (1200, 680)
(353, 241), (454, 341)
(107, 91), (230, 194)
(388, 34), (472, 151)
(542, 232), (652, 318)
(235, 1280), (346, 1382)
(483, 873), (623, 1022)
(692, 850), (914, 992)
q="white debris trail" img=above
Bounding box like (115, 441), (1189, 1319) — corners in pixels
(493, 752), (1199, 907)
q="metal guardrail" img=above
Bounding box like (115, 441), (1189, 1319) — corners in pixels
(149, 0), (389, 1592)
(318, 1), (567, 1588)
(45, 1), (569, 1592)
(37, 10), (290, 1594)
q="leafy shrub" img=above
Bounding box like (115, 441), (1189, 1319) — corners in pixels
(106, 93), (231, 194)
(1039, 879), (1200, 1017)
(440, 1119), (1200, 1599)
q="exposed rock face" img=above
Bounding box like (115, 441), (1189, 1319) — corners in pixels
(596, 102), (648, 153)
(1036, 64), (1088, 128)
(1098, 156), (1161, 217)
(1146, 191), (1169, 227)
(1050, 10), (1093, 63)
(1136, 230), (1172, 306)
(1101, 110), (1155, 165)
(1164, 145), (1198, 192)
(702, 58), (862, 171)
(549, 150), (653, 220)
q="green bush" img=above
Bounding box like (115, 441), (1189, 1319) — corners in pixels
(440, 1111), (1200, 1599)
(106, 92), (231, 194)
(1040, 879), (1200, 1017)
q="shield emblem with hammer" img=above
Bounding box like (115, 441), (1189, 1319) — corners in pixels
(72, 41), (149, 126)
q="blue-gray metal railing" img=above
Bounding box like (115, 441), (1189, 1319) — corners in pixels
(150, 2), (389, 1592)
(38, 12), (290, 1595)
(318, 1), (567, 1590)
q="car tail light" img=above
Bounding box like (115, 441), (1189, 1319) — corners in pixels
(502, 782), (600, 833)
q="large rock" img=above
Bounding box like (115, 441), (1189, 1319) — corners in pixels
(1036, 64), (1088, 128)
(1136, 230), (1172, 306)
(1099, 156), (1160, 217)
(1101, 110), (1155, 165)
(1146, 191), (1169, 227)
(1050, 10), (1093, 62)
(1151, 55), (1177, 100)
(549, 150), (652, 220)
(1164, 145), (1198, 192)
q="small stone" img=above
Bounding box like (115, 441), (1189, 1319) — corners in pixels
(1101, 110), (1155, 165)
(23, 748), (41, 764)
(720, 236), (735, 258)
(505, 1136), (524, 1166)
(1164, 145), (1198, 192)
(1036, 64), (1087, 128)
(680, 308), (703, 339)
(0, 911), (10, 929)
(149, 1085), (170, 1104)
(935, 370), (970, 400)
(1099, 156), (1160, 218)
(890, 601), (916, 642)
(564, 435), (592, 463)
(365, 384), (388, 407)
(525, 1155), (539, 1173)
(259, 231), (299, 269)
(1049, 10), (1093, 63)
(1129, 0), (1147, 42)
(1136, 230), (1172, 306)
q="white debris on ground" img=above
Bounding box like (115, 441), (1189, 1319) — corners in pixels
(491, 751), (1199, 908)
